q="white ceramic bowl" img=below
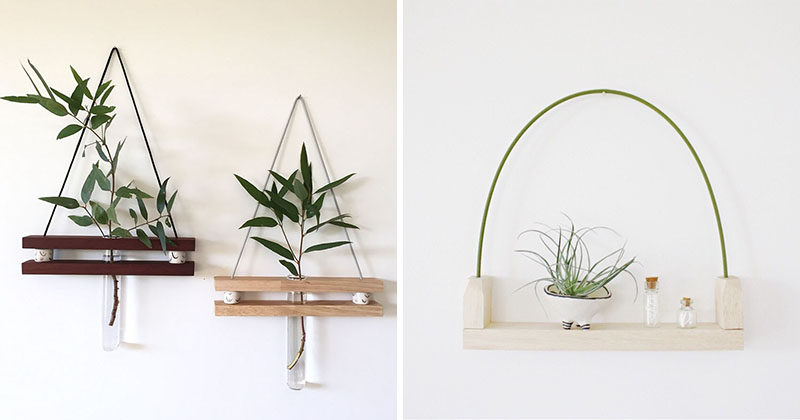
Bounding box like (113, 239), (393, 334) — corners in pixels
(543, 283), (611, 330)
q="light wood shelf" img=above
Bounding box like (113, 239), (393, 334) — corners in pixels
(213, 276), (383, 293)
(463, 276), (744, 351)
(214, 300), (383, 317)
(464, 322), (743, 351)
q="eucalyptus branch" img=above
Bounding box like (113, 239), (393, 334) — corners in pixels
(81, 205), (106, 237)
(125, 214), (171, 232)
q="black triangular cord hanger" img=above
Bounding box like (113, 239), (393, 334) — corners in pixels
(43, 47), (178, 238)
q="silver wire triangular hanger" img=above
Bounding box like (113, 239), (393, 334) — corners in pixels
(230, 95), (364, 279)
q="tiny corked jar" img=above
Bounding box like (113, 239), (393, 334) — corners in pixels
(644, 276), (660, 327)
(678, 297), (697, 329)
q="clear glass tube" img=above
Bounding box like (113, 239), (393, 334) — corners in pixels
(102, 250), (121, 351)
(287, 291), (306, 390)
(644, 277), (659, 328)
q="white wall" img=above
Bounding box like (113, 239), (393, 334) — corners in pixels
(0, 1), (396, 419)
(404, 0), (800, 418)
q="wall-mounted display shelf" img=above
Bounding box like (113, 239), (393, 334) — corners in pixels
(465, 89), (744, 351)
(23, 235), (195, 251)
(464, 276), (743, 351)
(213, 276), (383, 317)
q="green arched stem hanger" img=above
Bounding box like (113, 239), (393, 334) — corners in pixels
(475, 89), (728, 278)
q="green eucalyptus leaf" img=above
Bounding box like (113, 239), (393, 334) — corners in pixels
(315, 173), (355, 194)
(239, 216), (278, 229)
(90, 114), (111, 129)
(234, 174), (270, 206)
(90, 105), (115, 114)
(1, 95), (40, 103)
(330, 220), (359, 229)
(135, 228), (151, 248)
(39, 196), (80, 209)
(300, 144), (311, 188)
(155, 221), (167, 254)
(129, 208), (138, 224)
(20, 64), (41, 96)
(137, 197), (148, 220)
(38, 97), (68, 116)
(90, 201), (108, 225)
(91, 165), (110, 191)
(251, 236), (294, 260)
(268, 170), (294, 193)
(279, 260), (299, 277)
(28, 60), (54, 100)
(111, 227), (132, 238)
(265, 190), (299, 223)
(80, 170), (95, 203)
(68, 215), (94, 227)
(95, 143), (109, 161)
(157, 178), (170, 214)
(304, 241), (351, 253)
(292, 178), (308, 202)
(110, 139), (124, 173)
(95, 80), (111, 99)
(52, 88), (81, 115)
(57, 124), (83, 139)
(166, 190), (177, 212)
(100, 85), (114, 105)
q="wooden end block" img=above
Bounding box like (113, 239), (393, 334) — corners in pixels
(715, 276), (743, 330)
(464, 276), (491, 329)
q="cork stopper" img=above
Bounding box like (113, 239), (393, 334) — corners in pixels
(681, 297), (692, 307)
(645, 277), (658, 290)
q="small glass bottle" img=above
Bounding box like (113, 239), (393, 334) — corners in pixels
(644, 277), (659, 327)
(102, 249), (121, 351)
(678, 297), (697, 329)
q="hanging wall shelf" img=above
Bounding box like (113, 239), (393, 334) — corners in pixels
(218, 95), (384, 390)
(19, 48), (196, 351)
(213, 276), (383, 317)
(464, 89), (744, 351)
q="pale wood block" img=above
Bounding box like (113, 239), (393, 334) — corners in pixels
(214, 300), (383, 317)
(463, 322), (744, 351)
(715, 276), (743, 330)
(464, 276), (492, 329)
(213, 276), (383, 293)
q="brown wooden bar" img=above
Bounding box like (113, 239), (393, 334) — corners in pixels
(22, 260), (195, 276)
(22, 235), (195, 251)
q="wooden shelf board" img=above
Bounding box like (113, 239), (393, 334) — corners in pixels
(21, 260), (195, 276)
(214, 300), (383, 317)
(22, 235), (195, 251)
(213, 276), (383, 293)
(463, 322), (743, 351)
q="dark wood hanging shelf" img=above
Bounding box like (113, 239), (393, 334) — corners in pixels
(22, 259), (194, 276)
(21, 234), (196, 276)
(22, 235), (195, 251)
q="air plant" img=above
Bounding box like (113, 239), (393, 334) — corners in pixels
(234, 144), (357, 371)
(3, 61), (178, 327)
(515, 217), (637, 300)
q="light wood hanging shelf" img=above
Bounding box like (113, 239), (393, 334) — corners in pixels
(464, 276), (743, 351)
(213, 276), (384, 317)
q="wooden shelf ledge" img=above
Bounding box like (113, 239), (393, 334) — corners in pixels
(214, 300), (383, 317)
(213, 276), (383, 293)
(463, 275), (745, 351)
(22, 235), (195, 251)
(22, 260), (195, 276)
(464, 322), (743, 351)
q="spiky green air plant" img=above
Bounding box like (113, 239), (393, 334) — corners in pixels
(235, 144), (358, 370)
(515, 217), (637, 303)
(3, 61), (179, 326)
